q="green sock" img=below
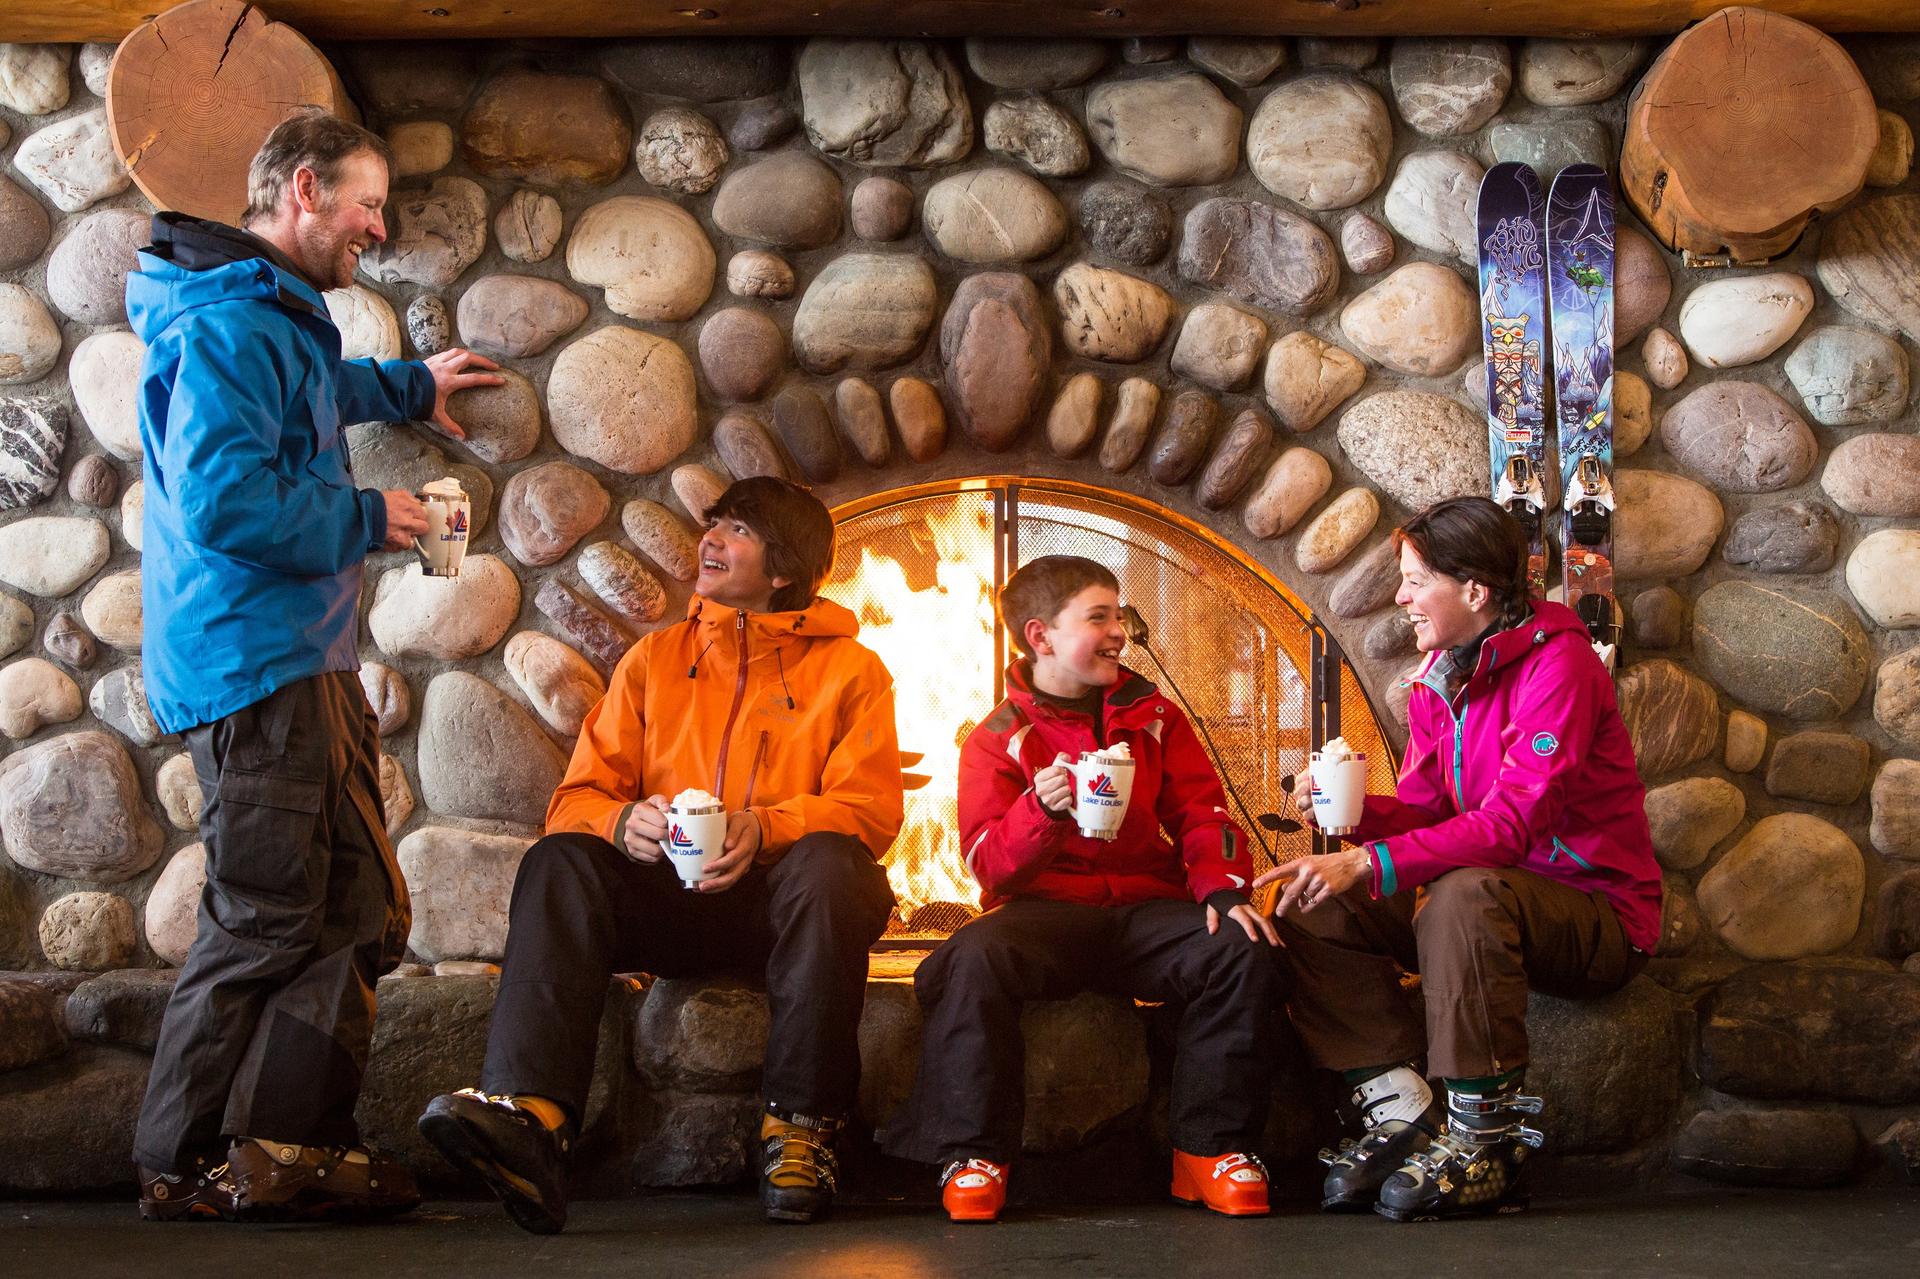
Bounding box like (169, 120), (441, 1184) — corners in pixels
(1444, 1067), (1524, 1094)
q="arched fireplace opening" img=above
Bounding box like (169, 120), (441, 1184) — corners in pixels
(820, 477), (1399, 942)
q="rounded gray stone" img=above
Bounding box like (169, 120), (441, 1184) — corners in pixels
(602, 37), (788, 102)
(0, 284), (62, 386)
(1340, 213), (1395, 274)
(1693, 581), (1871, 720)
(712, 151), (843, 249)
(1645, 776), (1745, 871)
(923, 168), (1068, 264)
(1077, 182), (1172, 266)
(1382, 149), (1485, 263)
(1187, 36), (1288, 86)
(0, 397), (67, 511)
(494, 189), (563, 265)
(940, 273), (1049, 453)
(1722, 500), (1839, 574)
(964, 37), (1107, 89)
(45, 207), (146, 326)
(1697, 813), (1864, 961)
(1518, 37), (1646, 106)
(397, 826), (535, 964)
(1178, 198), (1339, 317)
(1785, 326), (1910, 426)
(43, 613), (95, 669)
(1389, 38), (1512, 136)
(1085, 73), (1242, 187)
(0, 730), (163, 882)
(446, 368), (543, 465)
(713, 411), (789, 482)
(1629, 586), (1688, 649)
(455, 275), (589, 360)
(1766, 730), (1872, 806)
(417, 673), (568, 828)
(1247, 75), (1392, 211)
(790, 253), (939, 374)
(797, 38), (973, 169)
(1612, 470), (1723, 580)
(728, 98), (797, 152)
(772, 385), (843, 482)
(360, 177), (489, 290)
(1488, 119), (1612, 181)
(38, 891), (135, 971)
(832, 377), (890, 468)
(1660, 382), (1817, 493)
(726, 250), (796, 299)
(983, 95), (1091, 177)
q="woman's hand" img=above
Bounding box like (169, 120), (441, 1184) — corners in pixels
(1285, 772), (1318, 830)
(1253, 847), (1371, 916)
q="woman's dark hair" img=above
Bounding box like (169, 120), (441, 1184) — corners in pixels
(705, 476), (835, 613)
(1391, 496), (1532, 613)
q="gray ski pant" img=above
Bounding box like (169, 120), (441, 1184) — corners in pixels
(133, 671), (408, 1174)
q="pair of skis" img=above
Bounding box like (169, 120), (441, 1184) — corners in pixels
(1475, 161), (1620, 672)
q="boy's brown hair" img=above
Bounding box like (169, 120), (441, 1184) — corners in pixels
(998, 555), (1120, 660)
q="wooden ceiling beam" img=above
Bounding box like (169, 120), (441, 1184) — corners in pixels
(3, 0), (1918, 44)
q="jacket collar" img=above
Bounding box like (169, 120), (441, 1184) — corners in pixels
(1407, 599), (1587, 698)
(684, 593), (860, 642)
(1004, 659), (1158, 723)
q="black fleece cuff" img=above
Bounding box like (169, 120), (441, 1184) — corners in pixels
(1204, 889), (1250, 917)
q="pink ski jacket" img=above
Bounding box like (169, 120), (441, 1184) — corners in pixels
(1353, 600), (1663, 952)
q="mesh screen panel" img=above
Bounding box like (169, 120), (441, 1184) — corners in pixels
(821, 479), (1397, 937)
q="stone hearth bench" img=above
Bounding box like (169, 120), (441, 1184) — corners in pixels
(3, 956), (1917, 1196)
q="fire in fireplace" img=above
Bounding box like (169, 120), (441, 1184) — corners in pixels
(820, 478), (1397, 939)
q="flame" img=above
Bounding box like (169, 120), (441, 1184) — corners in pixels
(822, 506), (995, 921)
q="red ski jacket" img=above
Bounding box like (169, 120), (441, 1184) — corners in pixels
(1354, 600), (1663, 951)
(958, 661), (1252, 910)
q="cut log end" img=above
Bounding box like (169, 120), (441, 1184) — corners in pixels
(106, 0), (354, 225)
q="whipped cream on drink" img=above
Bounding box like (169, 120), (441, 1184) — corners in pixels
(670, 788), (722, 813)
(1090, 742), (1133, 762)
(421, 476), (466, 499)
(1320, 736), (1356, 760)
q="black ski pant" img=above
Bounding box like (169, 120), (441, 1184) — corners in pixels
(480, 830), (895, 1124)
(134, 672), (407, 1174)
(892, 897), (1287, 1166)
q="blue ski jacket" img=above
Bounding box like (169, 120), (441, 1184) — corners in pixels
(127, 214), (434, 734)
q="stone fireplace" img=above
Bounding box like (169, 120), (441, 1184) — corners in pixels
(2, 16), (1920, 1196)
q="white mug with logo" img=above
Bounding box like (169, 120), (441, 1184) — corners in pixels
(664, 789), (727, 888)
(1308, 748), (1369, 837)
(415, 476), (471, 578)
(1065, 749), (1136, 841)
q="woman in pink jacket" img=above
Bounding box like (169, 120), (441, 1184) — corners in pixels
(1257, 496), (1661, 1223)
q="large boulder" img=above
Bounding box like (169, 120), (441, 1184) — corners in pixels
(1785, 326), (1910, 425)
(1389, 38), (1511, 136)
(1674, 1108), (1859, 1188)
(1644, 776), (1746, 871)
(1338, 262), (1477, 376)
(1822, 434), (1920, 516)
(1382, 150), (1484, 263)
(460, 68), (632, 186)
(1697, 816), (1865, 961)
(1721, 500), (1839, 575)
(0, 731), (163, 883)
(1178, 198), (1339, 317)
(1053, 262), (1174, 363)
(1659, 382), (1817, 492)
(1846, 529), (1920, 628)
(368, 557), (520, 660)
(455, 275), (589, 359)
(711, 152), (842, 249)
(1614, 660), (1719, 779)
(1527, 979), (1684, 1153)
(45, 206), (146, 326)
(1246, 75), (1392, 210)
(1085, 73), (1241, 186)
(1815, 193), (1920, 342)
(1692, 582), (1870, 720)
(498, 461), (610, 568)
(359, 177), (488, 289)
(922, 168), (1068, 263)
(144, 842), (205, 966)
(1612, 470), (1723, 580)
(1676, 273), (1814, 369)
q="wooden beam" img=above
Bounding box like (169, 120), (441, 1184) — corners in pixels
(4, 0), (1918, 44)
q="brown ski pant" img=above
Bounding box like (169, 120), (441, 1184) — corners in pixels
(1272, 865), (1645, 1080)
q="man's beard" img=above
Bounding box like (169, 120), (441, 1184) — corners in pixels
(295, 219), (357, 291)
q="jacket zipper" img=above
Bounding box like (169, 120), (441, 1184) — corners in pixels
(711, 609), (750, 799)
(742, 731), (770, 810)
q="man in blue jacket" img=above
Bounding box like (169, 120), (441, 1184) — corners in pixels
(128, 109), (501, 1223)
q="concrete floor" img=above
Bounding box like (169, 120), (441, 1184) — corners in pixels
(5, 1188), (1917, 1278)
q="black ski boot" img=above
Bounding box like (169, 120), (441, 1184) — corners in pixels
(1374, 1081), (1544, 1222)
(1319, 1066), (1442, 1212)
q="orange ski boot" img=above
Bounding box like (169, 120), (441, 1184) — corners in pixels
(939, 1158), (1008, 1223)
(1171, 1150), (1271, 1217)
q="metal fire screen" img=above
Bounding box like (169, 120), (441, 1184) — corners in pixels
(821, 478), (1399, 940)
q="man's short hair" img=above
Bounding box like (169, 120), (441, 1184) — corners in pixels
(998, 555), (1120, 660)
(706, 476), (836, 614)
(242, 108), (392, 226)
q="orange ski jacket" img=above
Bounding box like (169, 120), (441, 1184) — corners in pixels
(545, 594), (905, 862)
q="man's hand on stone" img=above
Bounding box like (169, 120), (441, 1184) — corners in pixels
(622, 795), (670, 864)
(380, 490), (429, 551)
(423, 347), (504, 441)
(694, 811), (762, 893)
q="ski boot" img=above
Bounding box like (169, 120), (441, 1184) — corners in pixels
(760, 1109), (841, 1224)
(1375, 1081), (1544, 1222)
(1318, 1065), (1441, 1212)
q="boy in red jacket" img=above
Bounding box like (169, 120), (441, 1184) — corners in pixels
(887, 556), (1284, 1222)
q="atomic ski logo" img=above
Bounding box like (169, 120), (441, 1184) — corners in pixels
(1531, 732), (1560, 756)
(1088, 774), (1119, 798)
(668, 823), (695, 848)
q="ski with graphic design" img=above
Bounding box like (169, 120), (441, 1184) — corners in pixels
(1475, 162), (1550, 599)
(1545, 163), (1620, 671)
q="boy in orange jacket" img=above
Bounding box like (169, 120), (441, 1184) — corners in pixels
(420, 478), (903, 1232)
(887, 556), (1285, 1221)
